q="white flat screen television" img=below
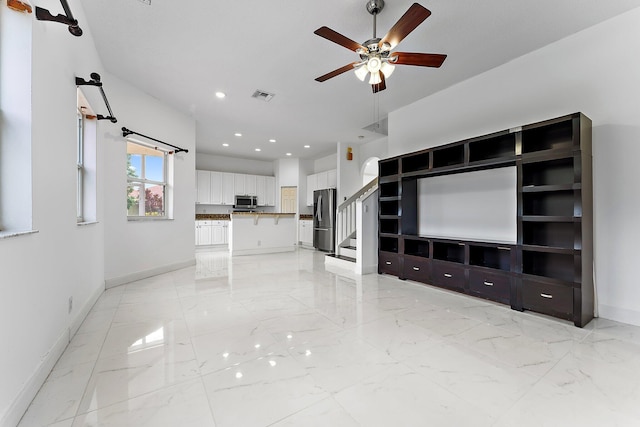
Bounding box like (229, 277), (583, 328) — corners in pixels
(417, 166), (517, 243)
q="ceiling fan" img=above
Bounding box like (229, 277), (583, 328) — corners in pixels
(314, 0), (446, 93)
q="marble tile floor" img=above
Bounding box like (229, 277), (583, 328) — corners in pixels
(17, 249), (640, 427)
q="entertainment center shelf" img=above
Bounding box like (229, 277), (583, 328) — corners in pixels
(378, 113), (593, 327)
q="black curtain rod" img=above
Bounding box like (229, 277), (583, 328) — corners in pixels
(76, 73), (118, 123)
(121, 127), (189, 154)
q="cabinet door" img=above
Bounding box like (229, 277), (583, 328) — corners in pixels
(306, 174), (316, 206)
(196, 170), (211, 204)
(256, 176), (266, 206)
(222, 173), (235, 205)
(234, 173), (245, 195)
(316, 171), (328, 190)
(303, 220), (313, 244)
(245, 175), (257, 196)
(266, 176), (276, 206)
(195, 222), (199, 245)
(327, 169), (337, 188)
(197, 222), (212, 245)
(222, 221), (229, 244)
(211, 223), (224, 245)
(210, 171), (223, 205)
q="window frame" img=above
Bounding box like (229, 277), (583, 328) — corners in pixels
(76, 110), (85, 223)
(126, 139), (169, 219)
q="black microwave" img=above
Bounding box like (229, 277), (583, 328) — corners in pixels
(235, 195), (257, 209)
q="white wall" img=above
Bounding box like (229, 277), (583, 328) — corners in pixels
(196, 152), (274, 176)
(389, 7), (640, 326)
(313, 153), (337, 174)
(102, 73), (196, 286)
(0, 1), (106, 424)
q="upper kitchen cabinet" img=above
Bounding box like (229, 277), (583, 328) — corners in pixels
(222, 172), (235, 205)
(266, 176), (276, 206)
(196, 170), (211, 204)
(306, 169), (337, 206)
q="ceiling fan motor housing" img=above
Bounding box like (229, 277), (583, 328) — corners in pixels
(366, 0), (384, 15)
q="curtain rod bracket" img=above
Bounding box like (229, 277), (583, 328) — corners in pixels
(76, 72), (118, 123)
(35, 0), (82, 37)
(121, 127), (189, 154)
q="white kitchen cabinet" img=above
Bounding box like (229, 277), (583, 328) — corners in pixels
(195, 220), (212, 245)
(196, 171), (211, 204)
(299, 219), (313, 247)
(327, 169), (337, 188)
(210, 171), (223, 205)
(245, 174), (257, 196)
(222, 172), (235, 205)
(316, 171), (328, 191)
(266, 176), (276, 206)
(306, 174), (316, 206)
(211, 222), (224, 245)
(256, 175), (266, 206)
(234, 173), (245, 195)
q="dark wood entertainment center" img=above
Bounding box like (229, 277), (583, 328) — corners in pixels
(378, 113), (593, 327)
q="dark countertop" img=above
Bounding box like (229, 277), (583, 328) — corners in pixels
(196, 214), (231, 220)
(299, 214), (313, 220)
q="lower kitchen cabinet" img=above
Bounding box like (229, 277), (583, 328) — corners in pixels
(299, 219), (313, 247)
(196, 220), (229, 246)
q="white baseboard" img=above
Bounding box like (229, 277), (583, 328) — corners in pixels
(1, 328), (69, 427)
(105, 259), (196, 289)
(231, 247), (295, 256)
(598, 304), (640, 327)
(70, 283), (105, 338)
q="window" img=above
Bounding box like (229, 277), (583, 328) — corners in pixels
(77, 110), (84, 222)
(127, 141), (168, 217)
(76, 89), (97, 224)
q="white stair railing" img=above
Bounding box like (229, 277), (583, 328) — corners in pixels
(335, 177), (378, 252)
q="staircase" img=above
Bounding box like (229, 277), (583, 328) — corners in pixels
(325, 178), (379, 274)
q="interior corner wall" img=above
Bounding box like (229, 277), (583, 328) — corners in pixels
(0, 0), (106, 424)
(388, 7), (640, 326)
(102, 73), (196, 286)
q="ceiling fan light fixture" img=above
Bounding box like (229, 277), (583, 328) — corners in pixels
(380, 61), (395, 78)
(366, 57), (381, 73)
(354, 65), (369, 81)
(369, 71), (382, 85)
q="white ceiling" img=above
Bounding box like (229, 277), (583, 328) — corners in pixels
(79, 0), (640, 161)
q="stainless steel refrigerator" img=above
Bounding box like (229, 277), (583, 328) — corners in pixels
(313, 188), (336, 252)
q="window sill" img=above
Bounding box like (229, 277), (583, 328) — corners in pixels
(127, 217), (173, 222)
(77, 221), (99, 227)
(0, 229), (39, 240)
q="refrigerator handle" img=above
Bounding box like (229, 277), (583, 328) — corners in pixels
(316, 194), (322, 222)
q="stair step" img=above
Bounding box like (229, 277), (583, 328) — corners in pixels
(341, 245), (356, 250)
(326, 253), (356, 263)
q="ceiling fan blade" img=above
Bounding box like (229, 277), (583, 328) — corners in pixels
(379, 3), (431, 49)
(315, 62), (359, 82)
(392, 52), (447, 67)
(372, 72), (386, 93)
(314, 26), (365, 52)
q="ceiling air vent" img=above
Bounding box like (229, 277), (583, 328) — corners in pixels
(252, 90), (275, 102)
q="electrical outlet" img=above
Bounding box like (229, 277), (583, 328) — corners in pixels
(68, 296), (73, 314)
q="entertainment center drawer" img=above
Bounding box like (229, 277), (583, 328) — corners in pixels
(403, 256), (431, 283)
(431, 261), (465, 291)
(468, 269), (511, 304)
(379, 252), (400, 276)
(522, 279), (573, 320)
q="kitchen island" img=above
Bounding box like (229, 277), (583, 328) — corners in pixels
(229, 213), (296, 256)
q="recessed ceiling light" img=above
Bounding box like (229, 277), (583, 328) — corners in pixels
(269, 139), (276, 143)
(255, 148), (261, 152)
(234, 133), (242, 137)
(215, 92), (226, 99)
(286, 153), (292, 156)
(222, 143), (229, 147)
(304, 145), (310, 148)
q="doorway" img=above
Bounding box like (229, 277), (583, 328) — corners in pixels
(361, 157), (380, 186)
(280, 187), (297, 213)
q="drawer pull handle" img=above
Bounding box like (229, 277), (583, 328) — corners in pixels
(497, 246), (511, 251)
(444, 273), (452, 278)
(413, 267), (420, 271)
(483, 281), (494, 287)
(540, 293), (553, 299)
(385, 261), (392, 265)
